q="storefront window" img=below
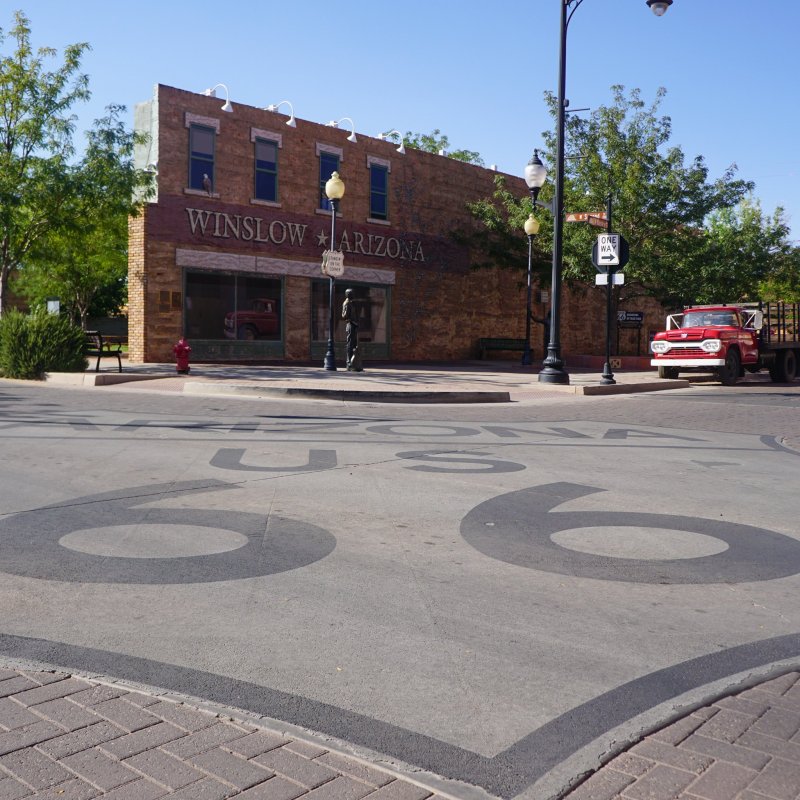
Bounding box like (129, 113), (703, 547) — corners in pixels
(311, 282), (388, 344)
(185, 271), (282, 341)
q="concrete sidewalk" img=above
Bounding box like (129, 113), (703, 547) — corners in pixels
(2, 668), (799, 799)
(44, 359), (689, 403)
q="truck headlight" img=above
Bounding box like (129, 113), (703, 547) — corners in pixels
(701, 339), (722, 353)
(651, 340), (670, 353)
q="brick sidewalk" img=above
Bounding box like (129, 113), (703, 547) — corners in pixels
(564, 672), (800, 800)
(3, 669), (800, 799)
(0, 669), (439, 800)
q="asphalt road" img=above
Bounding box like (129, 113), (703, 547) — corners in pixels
(0, 379), (798, 799)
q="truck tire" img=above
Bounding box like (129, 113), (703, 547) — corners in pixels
(238, 325), (257, 341)
(776, 349), (797, 382)
(719, 348), (740, 386)
(658, 366), (679, 379)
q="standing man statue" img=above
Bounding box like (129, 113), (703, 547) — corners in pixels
(342, 288), (363, 372)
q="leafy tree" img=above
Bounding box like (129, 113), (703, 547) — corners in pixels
(463, 174), (552, 280)
(544, 86), (754, 306)
(757, 243), (800, 302)
(694, 199), (794, 304)
(389, 129), (485, 166)
(0, 10), (90, 314)
(467, 86), (760, 306)
(13, 106), (153, 326)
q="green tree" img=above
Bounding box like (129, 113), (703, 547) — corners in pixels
(13, 105), (153, 326)
(463, 174), (552, 280)
(467, 86), (758, 306)
(695, 199), (794, 304)
(390, 129), (484, 166)
(0, 10), (90, 314)
(545, 86), (753, 305)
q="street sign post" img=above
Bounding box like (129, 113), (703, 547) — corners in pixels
(566, 211), (608, 225)
(595, 273), (625, 285)
(591, 234), (629, 273)
(321, 250), (344, 277)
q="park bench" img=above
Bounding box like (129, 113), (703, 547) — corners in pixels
(478, 337), (528, 359)
(85, 331), (123, 372)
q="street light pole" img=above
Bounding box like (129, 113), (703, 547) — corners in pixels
(323, 171), (345, 371)
(522, 214), (540, 366)
(538, 0), (673, 385)
(538, 0), (572, 385)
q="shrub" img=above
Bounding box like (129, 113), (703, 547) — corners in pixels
(0, 309), (87, 379)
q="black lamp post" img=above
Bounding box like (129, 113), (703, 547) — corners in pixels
(323, 171), (345, 371)
(522, 213), (541, 366)
(533, 0), (673, 385)
(523, 151), (549, 367)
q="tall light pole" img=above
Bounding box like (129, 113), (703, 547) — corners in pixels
(537, 0), (673, 385)
(522, 213), (541, 366)
(323, 171), (345, 371)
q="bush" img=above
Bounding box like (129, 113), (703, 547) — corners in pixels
(0, 309), (87, 379)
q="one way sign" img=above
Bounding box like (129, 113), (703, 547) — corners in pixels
(591, 233), (629, 273)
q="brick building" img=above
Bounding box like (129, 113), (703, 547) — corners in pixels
(128, 84), (660, 365)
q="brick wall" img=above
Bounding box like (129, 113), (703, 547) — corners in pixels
(130, 84), (663, 363)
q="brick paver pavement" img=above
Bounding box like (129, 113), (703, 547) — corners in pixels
(2, 670), (800, 799)
(564, 671), (800, 800)
(0, 670), (439, 800)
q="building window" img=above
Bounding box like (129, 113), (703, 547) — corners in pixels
(254, 138), (278, 202)
(189, 124), (215, 192)
(185, 270), (282, 341)
(319, 151), (340, 211)
(369, 163), (389, 220)
(311, 282), (388, 344)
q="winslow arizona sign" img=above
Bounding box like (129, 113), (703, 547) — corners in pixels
(184, 206), (427, 263)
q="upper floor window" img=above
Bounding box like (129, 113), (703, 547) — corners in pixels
(370, 163), (389, 220)
(189, 124), (215, 192)
(254, 138), (278, 202)
(319, 151), (340, 211)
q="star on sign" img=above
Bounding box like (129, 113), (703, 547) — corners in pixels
(316, 230), (329, 247)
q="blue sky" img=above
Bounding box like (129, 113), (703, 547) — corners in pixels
(11, 1), (799, 239)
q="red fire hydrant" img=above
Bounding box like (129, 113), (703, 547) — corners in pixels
(173, 337), (191, 374)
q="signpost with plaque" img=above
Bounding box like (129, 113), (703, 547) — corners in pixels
(321, 250), (344, 277)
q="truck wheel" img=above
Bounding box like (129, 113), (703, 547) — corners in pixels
(770, 350), (797, 383)
(719, 349), (740, 386)
(658, 366), (679, 379)
(238, 325), (257, 341)
(783, 350), (798, 381)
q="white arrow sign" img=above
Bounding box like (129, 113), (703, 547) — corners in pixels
(597, 234), (620, 267)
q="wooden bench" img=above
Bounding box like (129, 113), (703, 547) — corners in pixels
(478, 337), (528, 359)
(85, 331), (123, 372)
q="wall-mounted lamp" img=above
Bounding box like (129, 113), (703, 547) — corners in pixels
(202, 83), (233, 113)
(378, 130), (406, 154)
(265, 100), (297, 127)
(327, 117), (357, 143)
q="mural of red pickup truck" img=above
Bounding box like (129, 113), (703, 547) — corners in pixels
(223, 298), (280, 340)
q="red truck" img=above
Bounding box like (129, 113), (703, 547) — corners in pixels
(650, 302), (799, 385)
(223, 298), (280, 341)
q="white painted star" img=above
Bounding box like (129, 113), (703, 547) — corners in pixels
(316, 230), (329, 247)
